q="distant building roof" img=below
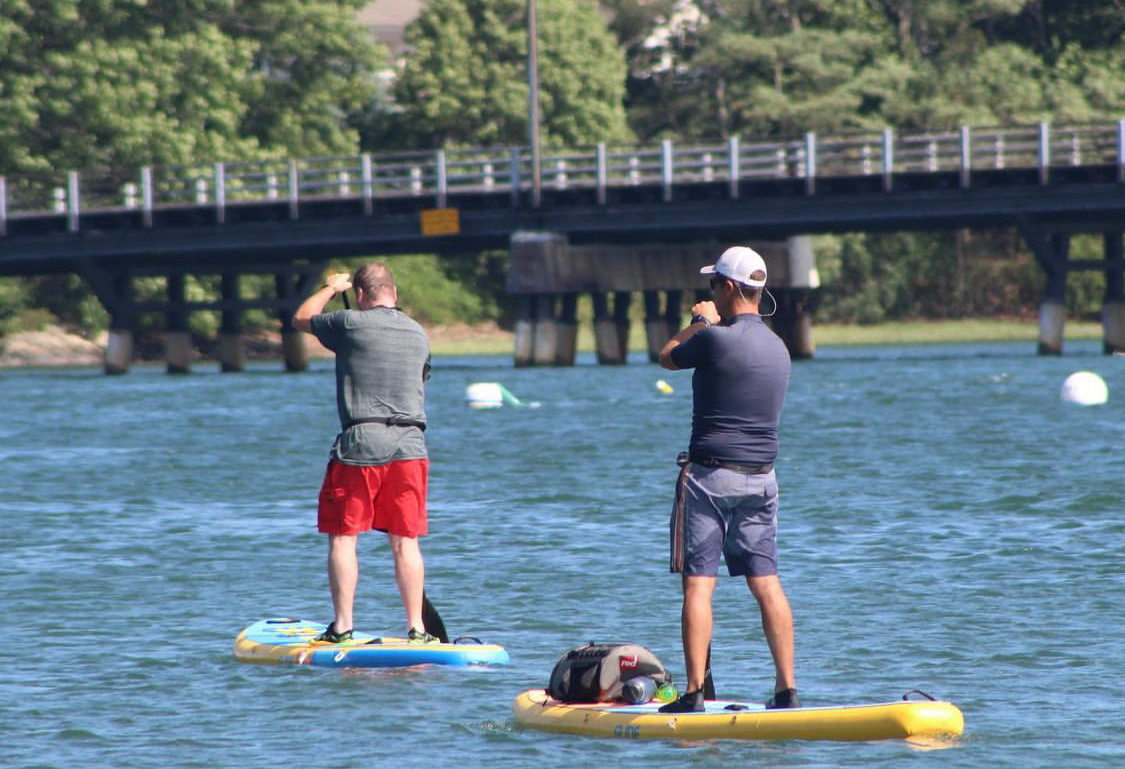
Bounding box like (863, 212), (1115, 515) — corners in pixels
(357, 0), (424, 58)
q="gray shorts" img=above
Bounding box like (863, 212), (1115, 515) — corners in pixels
(669, 463), (780, 578)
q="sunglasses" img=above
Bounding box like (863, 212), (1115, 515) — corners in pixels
(709, 275), (727, 290)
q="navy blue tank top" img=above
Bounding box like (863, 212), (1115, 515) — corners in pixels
(669, 313), (791, 465)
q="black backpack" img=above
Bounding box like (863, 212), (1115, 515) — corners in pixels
(547, 642), (670, 703)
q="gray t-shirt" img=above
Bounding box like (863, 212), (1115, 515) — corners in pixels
(669, 313), (791, 466)
(310, 307), (431, 465)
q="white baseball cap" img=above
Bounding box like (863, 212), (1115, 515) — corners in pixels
(700, 246), (767, 288)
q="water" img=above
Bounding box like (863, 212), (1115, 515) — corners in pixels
(2, 341), (1122, 767)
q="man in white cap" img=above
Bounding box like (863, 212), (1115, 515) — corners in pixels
(657, 245), (798, 712)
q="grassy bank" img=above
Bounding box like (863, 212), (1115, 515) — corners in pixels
(426, 318), (1105, 356)
(1, 317), (1104, 366)
(813, 318), (1102, 346)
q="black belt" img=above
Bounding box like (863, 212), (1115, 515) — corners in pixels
(347, 416), (426, 431)
(690, 455), (772, 474)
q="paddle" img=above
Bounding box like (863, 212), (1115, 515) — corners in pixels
(341, 286), (450, 645)
(422, 592), (449, 644)
(703, 644), (716, 699)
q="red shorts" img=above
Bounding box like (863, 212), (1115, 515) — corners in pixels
(317, 458), (429, 537)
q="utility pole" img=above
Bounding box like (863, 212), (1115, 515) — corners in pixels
(528, 0), (542, 208)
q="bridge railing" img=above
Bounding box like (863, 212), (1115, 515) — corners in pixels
(2, 120), (1123, 235)
(4, 171), (63, 216)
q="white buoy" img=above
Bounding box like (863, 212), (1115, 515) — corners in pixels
(465, 382), (528, 409)
(465, 382), (504, 409)
(655, 379), (674, 394)
(1059, 371), (1108, 406)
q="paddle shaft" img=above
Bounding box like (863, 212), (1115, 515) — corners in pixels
(704, 644), (716, 699)
(340, 286), (448, 643)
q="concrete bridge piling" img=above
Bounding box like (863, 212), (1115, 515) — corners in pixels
(1104, 231), (1125, 355)
(1021, 225), (1125, 355)
(218, 273), (245, 373)
(506, 232), (818, 365)
(76, 263), (322, 374)
(165, 274), (192, 374)
(644, 289), (683, 363)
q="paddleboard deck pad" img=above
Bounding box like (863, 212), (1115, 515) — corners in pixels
(234, 618), (509, 668)
(513, 689), (963, 742)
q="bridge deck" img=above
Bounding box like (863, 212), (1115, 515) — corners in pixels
(2, 121), (1124, 276)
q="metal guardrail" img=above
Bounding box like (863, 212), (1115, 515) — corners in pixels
(1, 121), (1123, 236)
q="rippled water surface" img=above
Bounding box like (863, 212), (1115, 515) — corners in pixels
(2, 341), (1122, 768)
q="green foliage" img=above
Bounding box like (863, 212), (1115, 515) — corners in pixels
(812, 228), (1108, 325)
(390, 255), (483, 325)
(381, 0), (631, 149)
(812, 233), (944, 324)
(236, 0), (385, 156)
(0, 0), (384, 174)
(0, 277), (34, 334)
(614, 0), (1125, 140)
(25, 274), (109, 331)
(1064, 235), (1108, 320)
(333, 253), (513, 327)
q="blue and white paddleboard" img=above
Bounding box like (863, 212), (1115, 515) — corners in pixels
(233, 618), (510, 668)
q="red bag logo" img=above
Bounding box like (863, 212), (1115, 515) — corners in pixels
(619, 654), (638, 670)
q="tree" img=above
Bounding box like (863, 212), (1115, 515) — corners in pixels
(0, 1), (387, 342)
(613, 0), (1124, 140)
(603, 0), (711, 140)
(383, 0), (631, 149)
(608, 0), (909, 139)
(0, 0), (385, 174)
(235, 0), (386, 157)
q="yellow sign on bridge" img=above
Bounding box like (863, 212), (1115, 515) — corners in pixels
(420, 208), (460, 236)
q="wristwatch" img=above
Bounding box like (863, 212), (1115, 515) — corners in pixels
(690, 314), (712, 326)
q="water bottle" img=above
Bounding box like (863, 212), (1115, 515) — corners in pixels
(621, 676), (657, 704)
(655, 681), (679, 704)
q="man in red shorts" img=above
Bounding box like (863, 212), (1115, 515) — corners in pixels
(294, 263), (437, 644)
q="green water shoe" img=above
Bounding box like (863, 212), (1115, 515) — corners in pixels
(407, 628), (439, 644)
(658, 689), (704, 713)
(315, 622), (353, 644)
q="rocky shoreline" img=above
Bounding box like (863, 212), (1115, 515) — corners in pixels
(0, 326), (106, 368)
(0, 322), (511, 368)
(0, 326), (329, 368)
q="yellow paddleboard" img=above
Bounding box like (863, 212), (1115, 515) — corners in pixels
(513, 688), (963, 742)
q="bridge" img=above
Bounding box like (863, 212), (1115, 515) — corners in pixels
(2, 120), (1123, 371)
